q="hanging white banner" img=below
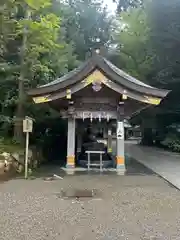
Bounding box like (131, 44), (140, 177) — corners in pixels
(75, 111), (117, 119)
(117, 122), (124, 140)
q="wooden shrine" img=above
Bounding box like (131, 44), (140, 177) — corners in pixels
(28, 53), (169, 171)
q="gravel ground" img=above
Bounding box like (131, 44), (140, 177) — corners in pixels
(0, 171), (180, 240)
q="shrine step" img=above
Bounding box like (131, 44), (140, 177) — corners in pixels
(78, 159), (114, 168)
(88, 163), (103, 166)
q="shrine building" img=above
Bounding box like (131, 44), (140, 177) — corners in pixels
(28, 53), (169, 172)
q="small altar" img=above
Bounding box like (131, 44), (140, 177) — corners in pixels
(28, 52), (169, 173)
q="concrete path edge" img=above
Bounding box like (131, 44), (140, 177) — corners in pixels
(126, 147), (180, 190)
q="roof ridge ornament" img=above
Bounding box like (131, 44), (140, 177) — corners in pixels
(92, 80), (102, 92)
(95, 49), (100, 54)
(91, 45), (107, 57)
(91, 49), (100, 57)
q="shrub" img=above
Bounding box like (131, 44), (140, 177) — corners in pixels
(162, 133), (180, 152)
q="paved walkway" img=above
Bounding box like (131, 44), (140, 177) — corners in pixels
(126, 142), (180, 189)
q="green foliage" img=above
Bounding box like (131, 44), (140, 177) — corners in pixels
(16, 10), (65, 86)
(0, 137), (22, 153)
(113, 0), (143, 12)
(114, 7), (154, 82)
(148, 0), (180, 88)
(0, 0), (77, 140)
(0, 0), (17, 58)
(25, 0), (51, 10)
(113, 0), (180, 131)
(59, 0), (114, 61)
(1, 0), (180, 150)
(0, 0), (115, 142)
(162, 133), (180, 153)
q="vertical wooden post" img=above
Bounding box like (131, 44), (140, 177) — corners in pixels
(116, 103), (125, 172)
(76, 120), (82, 153)
(107, 129), (112, 153)
(87, 152), (90, 171)
(66, 117), (76, 169)
(25, 132), (29, 179)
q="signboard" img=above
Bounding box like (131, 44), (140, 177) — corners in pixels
(117, 122), (124, 140)
(23, 117), (33, 133)
(23, 117), (34, 179)
(108, 129), (112, 136)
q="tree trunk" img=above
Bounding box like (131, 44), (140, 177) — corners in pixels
(14, 80), (25, 145)
(14, 7), (31, 145)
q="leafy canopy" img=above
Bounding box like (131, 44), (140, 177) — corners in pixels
(114, 6), (154, 82)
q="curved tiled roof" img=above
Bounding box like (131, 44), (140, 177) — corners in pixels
(39, 61), (88, 88)
(28, 53), (169, 99)
(103, 58), (154, 89)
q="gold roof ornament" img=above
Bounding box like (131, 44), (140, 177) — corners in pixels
(33, 95), (50, 103)
(144, 96), (161, 105)
(82, 70), (109, 87)
(122, 90), (128, 100)
(66, 89), (71, 99)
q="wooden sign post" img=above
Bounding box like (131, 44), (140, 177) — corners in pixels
(23, 116), (33, 179)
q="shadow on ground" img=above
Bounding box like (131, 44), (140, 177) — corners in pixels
(25, 157), (155, 180)
(125, 156), (154, 175)
(0, 156), (155, 183)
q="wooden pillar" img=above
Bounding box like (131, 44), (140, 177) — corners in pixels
(116, 103), (125, 171)
(76, 120), (82, 153)
(66, 117), (76, 168)
(107, 129), (112, 153)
